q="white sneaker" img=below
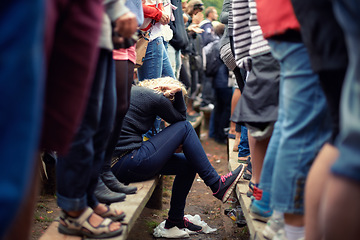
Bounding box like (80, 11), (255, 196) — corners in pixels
(262, 215), (284, 239)
(199, 104), (214, 112)
(273, 229), (287, 240)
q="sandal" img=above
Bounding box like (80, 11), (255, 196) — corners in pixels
(243, 157), (252, 180)
(98, 205), (126, 221)
(58, 207), (123, 238)
(238, 155), (250, 164)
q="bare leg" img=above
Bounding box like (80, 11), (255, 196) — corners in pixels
(248, 134), (270, 184)
(305, 143), (338, 240)
(284, 213), (304, 227)
(230, 88), (241, 135)
(321, 175), (360, 240)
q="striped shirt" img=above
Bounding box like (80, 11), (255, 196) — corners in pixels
(248, 0), (270, 57)
(232, 0), (270, 70)
(232, 0), (251, 70)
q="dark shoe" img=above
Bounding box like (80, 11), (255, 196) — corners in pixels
(101, 171), (137, 194)
(235, 206), (247, 227)
(165, 217), (202, 233)
(243, 157), (252, 180)
(94, 178), (126, 204)
(213, 164), (244, 203)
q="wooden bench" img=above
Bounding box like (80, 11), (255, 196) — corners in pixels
(40, 177), (162, 240)
(40, 116), (203, 240)
(190, 111), (203, 137)
(227, 138), (266, 240)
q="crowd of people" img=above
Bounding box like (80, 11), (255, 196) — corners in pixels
(1, 0), (359, 239)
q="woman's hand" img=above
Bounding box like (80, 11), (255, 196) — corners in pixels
(159, 12), (170, 25)
(114, 12), (138, 38)
(187, 24), (204, 34)
(155, 85), (181, 96)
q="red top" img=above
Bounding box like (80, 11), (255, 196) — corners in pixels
(256, 0), (300, 39)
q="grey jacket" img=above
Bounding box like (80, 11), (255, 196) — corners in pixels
(100, 0), (130, 50)
(219, 0), (230, 48)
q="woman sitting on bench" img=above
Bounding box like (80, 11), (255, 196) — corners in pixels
(111, 77), (244, 232)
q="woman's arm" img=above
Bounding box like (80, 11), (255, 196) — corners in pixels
(154, 91), (187, 124)
(142, 4), (163, 21)
(220, 0), (230, 24)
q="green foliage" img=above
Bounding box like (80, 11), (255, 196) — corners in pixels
(145, 220), (159, 231)
(203, 0), (224, 16)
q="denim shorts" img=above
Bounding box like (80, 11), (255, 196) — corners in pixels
(331, 0), (360, 182)
(268, 40), (331, 214)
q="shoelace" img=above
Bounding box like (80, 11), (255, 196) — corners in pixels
(220, 172), (233, 183)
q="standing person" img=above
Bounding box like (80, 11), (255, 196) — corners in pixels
(0, 0), (45, 238)
(137, 0), (175, 81)
(203, 23), (232, 144)
(198, 6), (218, 115)
(96, 0), (144, 199)
(168, 0), (189, 79)
(320, 0), (360, 239)
(183, 0), (205, 119)
(55, 0), (138, 238)
(218, 0), (249, 159)
(288, 0), (347, 239)
(199, 7), (218, 46)
(111, 77), (245, 232)
(138, 0), (175, 139)
(231, 0), (280, 199)
(252, 1), (332, 239)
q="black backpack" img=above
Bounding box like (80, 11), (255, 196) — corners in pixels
(169, 0), (189, 51)
(205, 40), (222, 77)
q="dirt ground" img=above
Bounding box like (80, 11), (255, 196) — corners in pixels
(32, 126), (250, 240)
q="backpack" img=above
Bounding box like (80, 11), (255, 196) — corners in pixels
(169, 0), (189, 51)
(204, 40), (222, 77)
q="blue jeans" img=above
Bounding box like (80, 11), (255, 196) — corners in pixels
(0, 0), (44, 236)
(138, 37), (174, 138)
(57, 49), (116, 211)
(331, 0), (360, 182)
(238, 125), (250, 157)
(112, 121), (220, 220)
(265, 41), (331, 214)
(137, 36), (175, 81)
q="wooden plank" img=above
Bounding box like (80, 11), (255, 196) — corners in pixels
(110, 178), (159, 240)
(190, 112), (203, 138)
(40, 178), (158, 240)
(189, 111), (203, 129)
(228, 138), (266, 240)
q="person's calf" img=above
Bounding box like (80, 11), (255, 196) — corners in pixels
(321, 175), (360, 240)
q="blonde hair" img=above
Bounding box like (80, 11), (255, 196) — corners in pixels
(138, 77), (188, 96)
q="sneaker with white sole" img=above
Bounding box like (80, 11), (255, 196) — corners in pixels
(273, 229), (287, 240)
(263, 215), (284, 239)
(250, 190), (273, 222)
(165, 217), (202, 233)
(213, 164), (244, 203)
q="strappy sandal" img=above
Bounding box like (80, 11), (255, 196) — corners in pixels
(98, 205), (126, 221)
(243, 157), (252, 180)
(58, 207), (123, 238)
(238, 155), (250, 164)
